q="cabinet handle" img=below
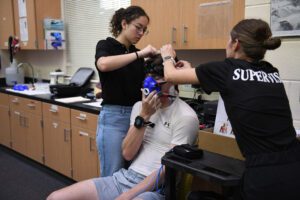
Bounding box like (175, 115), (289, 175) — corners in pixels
(12, 98), (19, 104)
(89, 137), (96, 152)
(79, 131), (89, 137)
(49, 108), (58, 113)
(171, 27), (176, 44)
(76, 114), (87, 121)
(64, 129), (71, 142)
(17, 114), (22, 126)
(182, 25), (188, 44)
(199, 0), (231, 7)
(23, 117), (28, 128)
(27, 103), (36, 109)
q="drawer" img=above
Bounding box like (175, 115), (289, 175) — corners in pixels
(43, 102), (70, 123)
(71, 109), (98, 131)
(23, 98), (42, 115)
(0, 93), (9, 107)
(9, 95), (25, 111)
(73, 126), (97, 139)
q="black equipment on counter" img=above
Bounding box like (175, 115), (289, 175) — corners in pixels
(203, 100), (218, 126)
(50, 67), (94, 97)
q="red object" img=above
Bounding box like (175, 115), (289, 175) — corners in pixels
(11, 37), (20, 54)
(199, 124), (206, 129)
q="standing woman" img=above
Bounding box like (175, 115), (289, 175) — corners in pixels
(161, 19), (300, 200)
(95, 5), (156, 177)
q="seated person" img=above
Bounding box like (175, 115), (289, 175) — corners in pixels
(46, 54), (199, 200)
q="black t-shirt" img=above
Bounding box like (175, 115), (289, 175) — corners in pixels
(196, 58), (298, 157)
(95, 37), (145, 106)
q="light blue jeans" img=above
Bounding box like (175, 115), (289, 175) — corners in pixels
(93, 168), (164, 200)
(96, 104), (132, 177)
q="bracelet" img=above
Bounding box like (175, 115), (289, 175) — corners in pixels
(163, 56), (176, 65)
(135, 51), (139, 59)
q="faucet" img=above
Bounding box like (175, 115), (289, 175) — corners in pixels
(17, 62), (35, 88)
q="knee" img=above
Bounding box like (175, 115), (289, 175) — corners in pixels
(46, 190), (62, 200)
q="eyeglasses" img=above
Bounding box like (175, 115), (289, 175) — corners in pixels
(131, 23), (149, 35)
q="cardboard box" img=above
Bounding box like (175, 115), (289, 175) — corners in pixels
(198, 129), (244, 160)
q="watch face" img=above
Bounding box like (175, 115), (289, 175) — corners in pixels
(134, 116), (144, 129)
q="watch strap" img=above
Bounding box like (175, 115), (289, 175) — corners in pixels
(134, 116), (155, 129)
(163, 56), (176, 65)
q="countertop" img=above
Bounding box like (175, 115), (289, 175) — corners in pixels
(0, 84), (100, 115)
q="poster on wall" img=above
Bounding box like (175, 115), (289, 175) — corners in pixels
(213, 96), (235, 138)
(270, 0), (300, 37)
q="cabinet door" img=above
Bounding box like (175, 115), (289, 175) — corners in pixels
(0, 106), (11, 147)
(182, 0), (245, 49)
(0, 0), (15, 49)
(72, 127), (99, 181)
(0, 93), (11, 147)
(10, 109), (26, 154)
(13, 0), (37, 49)
(43, 117), (72, 178)
(9, 96), (26, 154)
(35, 0), (61, 49)
(25, 113), (43, 163)
(132, 0), (180, 49)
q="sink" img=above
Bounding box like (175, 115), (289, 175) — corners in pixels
(6, 83), (51, 96)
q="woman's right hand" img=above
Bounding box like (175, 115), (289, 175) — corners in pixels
(139, 45), (157, 58)
(175, 60), (192, 69)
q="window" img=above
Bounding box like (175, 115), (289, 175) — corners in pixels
(63, 0), (130, 78)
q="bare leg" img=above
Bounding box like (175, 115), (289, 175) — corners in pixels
(47, 179), (99, 200)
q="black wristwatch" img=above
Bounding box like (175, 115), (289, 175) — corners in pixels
(134, 116), (155, 129)
(134, 116), (145, 129)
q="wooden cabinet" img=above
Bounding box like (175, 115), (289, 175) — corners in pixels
(34, 0), (61, 49)
(6, 0), (61, 50)
(1, 91), (101, 180)
(0, 0), (15, 49)
(131, 0), (179, 49)
(0, 93), (11, 147)
(43, 102), (72, 178)
(132, 0), (245, 49)
(9, 95), (43, 163)
(71, 109), (99, 181)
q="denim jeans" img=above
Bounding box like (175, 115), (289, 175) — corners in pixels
(93, 168), (164, 200)
(96, 104), (132, 177)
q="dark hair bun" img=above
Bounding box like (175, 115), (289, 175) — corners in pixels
(263, 37), (281, 50)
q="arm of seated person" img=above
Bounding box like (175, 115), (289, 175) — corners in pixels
(122, 91), (160, 160)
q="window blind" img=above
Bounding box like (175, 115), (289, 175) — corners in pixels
(63, 0), (130, 78)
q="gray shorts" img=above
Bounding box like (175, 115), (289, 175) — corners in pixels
(93, 168), (164, 200)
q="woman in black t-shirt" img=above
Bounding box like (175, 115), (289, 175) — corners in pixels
(161, 19), (300, 200)
(95, 6), (157, 177)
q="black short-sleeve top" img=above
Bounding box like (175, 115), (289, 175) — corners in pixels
(195, 58), (298, 157)
(95, 37), (145, 106)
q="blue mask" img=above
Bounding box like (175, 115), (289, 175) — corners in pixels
(143, 76), (161, 96)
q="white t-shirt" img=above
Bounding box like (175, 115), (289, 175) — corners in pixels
(129, 97), (199, 176)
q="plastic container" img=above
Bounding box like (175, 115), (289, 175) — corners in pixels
(49, 71), (65, 85)
(5, 59), (24, 86)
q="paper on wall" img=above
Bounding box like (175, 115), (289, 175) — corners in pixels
(18, 0), (27, 17)
(213, 96), (235, 138)
(19, 18), (28, 42)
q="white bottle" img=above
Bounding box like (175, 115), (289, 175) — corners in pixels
(5, 59), (24, 86)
